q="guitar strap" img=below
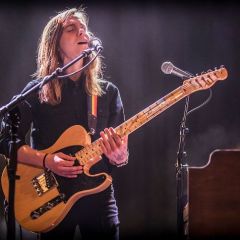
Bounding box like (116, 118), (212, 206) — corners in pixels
(87, 94), (98, 135)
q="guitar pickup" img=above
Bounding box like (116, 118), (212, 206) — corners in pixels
(30, 193), (65, 219)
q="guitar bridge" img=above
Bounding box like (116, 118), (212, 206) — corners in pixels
(32, 170), (58, 196)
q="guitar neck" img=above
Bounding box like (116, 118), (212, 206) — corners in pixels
(76, 84), (189, 165)
(116, 85), (189, 137)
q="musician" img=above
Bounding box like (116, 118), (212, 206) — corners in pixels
(0, 7), (128, 240)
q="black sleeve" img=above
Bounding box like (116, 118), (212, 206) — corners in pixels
(108, 84), (125, 128)
(102, 82), (126, 171)
(0, 80), (39, 158)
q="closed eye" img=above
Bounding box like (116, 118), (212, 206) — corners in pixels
(65, 24), (76, 32)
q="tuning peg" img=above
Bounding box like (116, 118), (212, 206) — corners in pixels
(201, 71), (206, 75)
(207, 69), (212, 72)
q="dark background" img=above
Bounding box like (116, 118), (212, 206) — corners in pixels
(0, 0), (240, 239)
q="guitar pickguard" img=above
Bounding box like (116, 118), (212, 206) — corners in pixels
(52, 145), (107, 201)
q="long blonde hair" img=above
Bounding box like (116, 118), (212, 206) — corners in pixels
(34, 7), (103, 105)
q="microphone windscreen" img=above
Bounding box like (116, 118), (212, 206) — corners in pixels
(161, 62), (174, 74)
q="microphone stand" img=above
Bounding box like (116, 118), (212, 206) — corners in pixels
(0, 47), (96, 240)
(176, 70), (193, 239)
(176, 95), (190, 239)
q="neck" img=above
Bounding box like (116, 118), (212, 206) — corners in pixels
(69, 73), (82, 81)
(65, 58), (84, 81)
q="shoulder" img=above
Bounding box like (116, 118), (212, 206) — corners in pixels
(20, 79), (41, 107)
(98, 80), (124, 110)
(100, 80), (120, 96)
(21, 79), (41, 94)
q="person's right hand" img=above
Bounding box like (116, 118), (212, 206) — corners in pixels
(45, 152), (83, 178)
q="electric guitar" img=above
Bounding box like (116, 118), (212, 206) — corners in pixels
(1, 67), (228, 233)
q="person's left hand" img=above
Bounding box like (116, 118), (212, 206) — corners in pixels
(100, 127), (128, 166)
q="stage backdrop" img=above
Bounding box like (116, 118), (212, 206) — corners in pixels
(0, 1), (240, 239)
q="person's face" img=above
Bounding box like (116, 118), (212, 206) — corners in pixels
(59, 16), (90, 63)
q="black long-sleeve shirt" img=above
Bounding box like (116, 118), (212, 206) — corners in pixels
(0, 77), (125, 226)
(1, 77), (125, 168)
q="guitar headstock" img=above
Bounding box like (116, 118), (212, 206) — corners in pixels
(183, 66), (228, 93)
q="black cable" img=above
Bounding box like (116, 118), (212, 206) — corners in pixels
(19, 224), (23, 240)
(187, 88), (212, 116)
(57, 49), (101, 79)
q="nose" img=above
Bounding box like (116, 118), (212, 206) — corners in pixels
(78, 26), (85, 36)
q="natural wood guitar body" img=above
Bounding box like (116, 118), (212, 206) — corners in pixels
(1, 125), (112, 232)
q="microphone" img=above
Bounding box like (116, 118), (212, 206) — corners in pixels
(161, 61), (193, 78)
(88, 37), (103, 52)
